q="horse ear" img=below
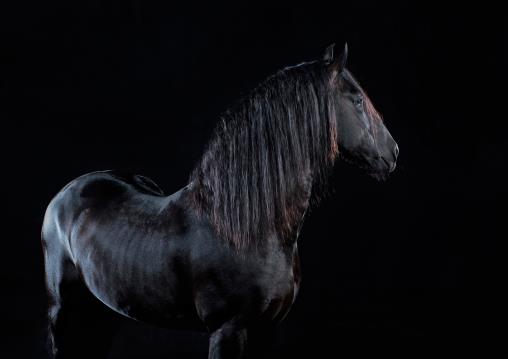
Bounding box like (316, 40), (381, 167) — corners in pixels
(336, 42), (348, 72)
(323, 43), (335, 63)
(327, 43), (348, 78)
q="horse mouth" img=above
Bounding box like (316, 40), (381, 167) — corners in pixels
(381, 157), (397, 173)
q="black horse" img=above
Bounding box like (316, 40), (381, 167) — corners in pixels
(42, 44), (398, 358)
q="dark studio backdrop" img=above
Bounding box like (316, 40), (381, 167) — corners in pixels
(1, 2), (506, 358)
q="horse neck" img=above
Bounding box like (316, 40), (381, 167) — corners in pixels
(273, 101), (332, 244)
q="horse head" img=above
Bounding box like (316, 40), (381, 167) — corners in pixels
(324, 43), (399, 180)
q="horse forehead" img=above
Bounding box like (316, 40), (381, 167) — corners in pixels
(343, 70), (382, 120)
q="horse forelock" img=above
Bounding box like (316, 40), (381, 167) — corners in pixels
(189, 61), (339, 251)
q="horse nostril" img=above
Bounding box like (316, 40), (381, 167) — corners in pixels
(393, 144), (399, 159)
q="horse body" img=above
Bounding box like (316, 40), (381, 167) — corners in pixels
(42, 44), (398, 358)
(43, 170), (300, 357)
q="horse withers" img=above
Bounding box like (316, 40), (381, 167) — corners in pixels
(42, 44), (398, 359)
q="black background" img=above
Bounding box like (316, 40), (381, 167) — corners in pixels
(1, 2), (506, 358)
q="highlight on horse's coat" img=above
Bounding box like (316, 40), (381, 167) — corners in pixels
(41, 44), (398, 359)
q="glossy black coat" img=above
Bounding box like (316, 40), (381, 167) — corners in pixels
(42, 45), (398, 359)
(42, 170), (301, 358)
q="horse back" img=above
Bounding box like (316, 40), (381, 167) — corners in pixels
(42, 171), (212, 331)
(42, 170), (299, 330)
(42, 170), (171, 271)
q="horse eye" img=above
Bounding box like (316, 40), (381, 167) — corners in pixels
(353, 97), (364, 107)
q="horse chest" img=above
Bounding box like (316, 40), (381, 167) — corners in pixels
(191, 242), (299, 327)
(259, 249), (301, 322)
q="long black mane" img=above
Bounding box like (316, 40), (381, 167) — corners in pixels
(189, 61), (339, 250)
